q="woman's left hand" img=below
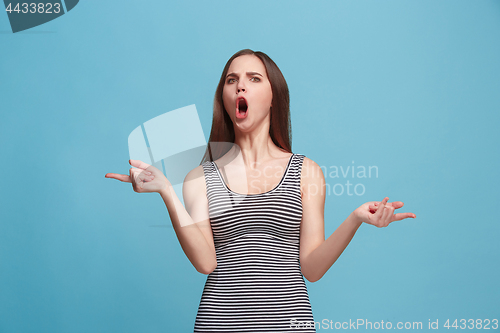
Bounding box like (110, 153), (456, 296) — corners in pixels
(353, 197), (416, 228)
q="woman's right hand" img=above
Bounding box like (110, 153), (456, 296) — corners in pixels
(105, 159), (171, 194)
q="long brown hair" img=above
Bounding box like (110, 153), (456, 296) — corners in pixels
(200, 49), (292, 164)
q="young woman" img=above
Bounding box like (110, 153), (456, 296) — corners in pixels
(105, 49), (416, 332)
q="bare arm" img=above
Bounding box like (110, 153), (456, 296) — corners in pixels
(298, 157), (360, 282)
(105, 159), (216, 275)
(160, 165), (217, 275)
(298, 157), (416, 282)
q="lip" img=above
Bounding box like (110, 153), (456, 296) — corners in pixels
(235, 96), (248, 119)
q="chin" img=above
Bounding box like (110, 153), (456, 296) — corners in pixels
(234, 121), (254, 131)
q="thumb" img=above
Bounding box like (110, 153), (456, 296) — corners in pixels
(129, 159), (152, 170)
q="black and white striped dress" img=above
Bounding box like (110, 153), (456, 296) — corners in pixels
(194, 153), (316, 332)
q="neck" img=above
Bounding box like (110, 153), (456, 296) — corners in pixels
(231, 124), (281, 167)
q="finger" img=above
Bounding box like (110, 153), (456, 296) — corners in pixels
(392, 212), (416, 221)
(378, 205), (389, 224)
(390, 201), (404, 209)
(137, 173), (151, 182)
(373, 197), (389, 220)
(105, 173), (131, 182)
(131, 169), (153, 183)
(383, 205), (395, 226)
(129, 167), (152, 178)
(137, 174), (154, 188)
(369, 204), (380, 214)
(143, 174), (155, 182)
(380, 198), (392, 226)
(129, 159), (152, 170)
(369, 197), (388, 227)
(131, 168), (152, 176)
(369, 204), (379, 213)
(375, 201), (402, 208)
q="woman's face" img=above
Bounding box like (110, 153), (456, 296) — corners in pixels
(222, 54), (273, 130)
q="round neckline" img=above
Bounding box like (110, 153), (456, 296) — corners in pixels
(212, 154), (295, 196)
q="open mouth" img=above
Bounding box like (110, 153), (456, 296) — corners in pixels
(236, 97), (248, 118)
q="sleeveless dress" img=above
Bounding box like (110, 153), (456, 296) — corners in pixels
(194, 153), (316, 332)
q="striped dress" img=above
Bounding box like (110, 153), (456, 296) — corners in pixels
(194, 153), (316, 332)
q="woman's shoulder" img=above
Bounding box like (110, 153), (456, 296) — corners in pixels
(292, 152), (313, 166)
(298, 155), (324, 180)
(183, 164), (208, 190)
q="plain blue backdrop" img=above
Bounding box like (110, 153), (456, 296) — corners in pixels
(1, 1), (499, 332)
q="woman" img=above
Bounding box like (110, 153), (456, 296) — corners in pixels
(105, 49), (416, 332)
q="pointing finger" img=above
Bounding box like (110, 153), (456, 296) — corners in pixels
(392, 212), (416, 221)
(105, 173), (131, 183)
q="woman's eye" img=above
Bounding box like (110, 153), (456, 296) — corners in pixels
(227, 78), (236, 83)
(250, 77), (261, 82)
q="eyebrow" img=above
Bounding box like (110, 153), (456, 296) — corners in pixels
(226, 71), (263, 79)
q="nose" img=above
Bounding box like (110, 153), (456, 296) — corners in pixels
(237, 79), (246, 93)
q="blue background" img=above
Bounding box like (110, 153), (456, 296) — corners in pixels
(1, 1), (499, 332)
